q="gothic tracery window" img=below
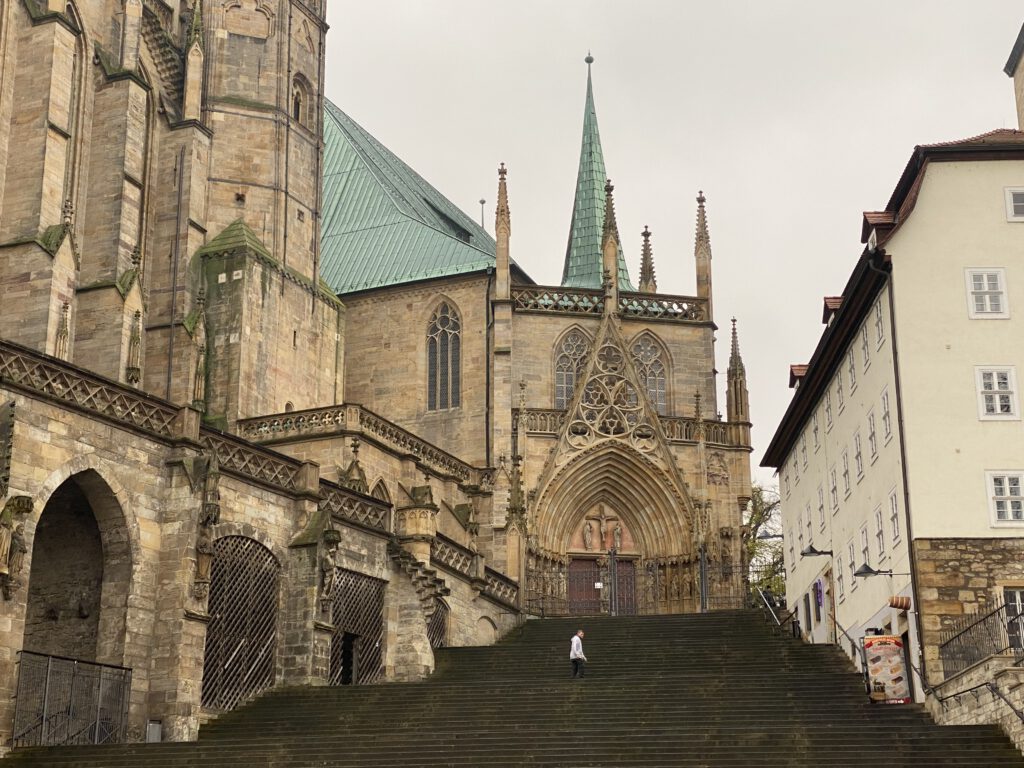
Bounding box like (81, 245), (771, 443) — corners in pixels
(554, 329), (591, 409)
(427, 302), (461, 410)
(632, 334), (668, 415)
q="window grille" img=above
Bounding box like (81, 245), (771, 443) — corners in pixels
(554, 330), (590, 409)
(427, 302), (461, 410)
(631, 335), (667, 415)
(426, 600), (449, 649)
(201, 536), (280, 711)
(329, 568), (387, 686)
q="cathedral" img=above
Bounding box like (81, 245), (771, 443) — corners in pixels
(0, 0), (751, 749)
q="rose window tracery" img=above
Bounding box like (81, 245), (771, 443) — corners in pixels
(554, 330), (591, 409)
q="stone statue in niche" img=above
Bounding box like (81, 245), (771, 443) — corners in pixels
(0, 495), (31, 579)
(583, 520), (594, 550)
(683, 566), (693, 598)
(597, 507), (608, 549)
(192, 529), (215, 600)
(613, 522), (622, 551)
(670, 570), (680, 601)
(9, 524), (26, 577)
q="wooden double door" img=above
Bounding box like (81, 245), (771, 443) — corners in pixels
(567, 557), (636, 616)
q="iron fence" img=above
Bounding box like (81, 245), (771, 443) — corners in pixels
(12, 651), (131, 748)
(938, 598), (1024, 679)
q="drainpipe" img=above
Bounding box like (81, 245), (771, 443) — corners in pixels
(868, 249), (927, 701)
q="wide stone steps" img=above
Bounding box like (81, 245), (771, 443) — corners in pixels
(6, 610), (1024, 767)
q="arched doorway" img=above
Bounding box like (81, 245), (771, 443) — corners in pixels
(24, 471), (132, 662)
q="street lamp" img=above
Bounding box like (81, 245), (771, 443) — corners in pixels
(800, 545), (833, 557)
(854, 563), (910, 578)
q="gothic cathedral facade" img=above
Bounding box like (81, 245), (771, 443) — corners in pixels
(0, 0), (752, 747)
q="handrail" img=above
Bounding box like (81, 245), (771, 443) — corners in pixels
(932, 678), (1024, 725)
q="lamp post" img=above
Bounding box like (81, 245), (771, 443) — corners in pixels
(853, 564), (910, 578)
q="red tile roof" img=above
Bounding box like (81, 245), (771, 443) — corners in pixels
(789, 365), (808, 389)
(822, 296), (843, 324)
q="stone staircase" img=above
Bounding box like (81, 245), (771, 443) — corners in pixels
(7, 610), (1024, 767)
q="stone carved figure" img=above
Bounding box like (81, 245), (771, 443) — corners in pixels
(669, 570), (680, 601)
(683, 566), (694, 598)
(583, 520), (593, 550)
(200, 454), (221, 527)
(8, 524), (26, 577)
(320, 543), (339, 602)
(613, 522), (622, 551)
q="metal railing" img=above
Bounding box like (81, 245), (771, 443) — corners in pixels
(12, 652), (132, 748)
(938, 598), (1024, 678)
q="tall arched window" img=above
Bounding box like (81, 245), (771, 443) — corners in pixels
(632, 333), (668, 415)
(292, 75), (312, 127)
(427, 302), (461, 410)
(554, 329), (591, 409)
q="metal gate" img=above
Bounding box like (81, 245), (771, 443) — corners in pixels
(427, 600), (449, 649)
(568, 559), (601, 615)
(201, 536), (280, 711)
(613, 560), (637, 616)
(12, 652), (131, 747)
(329, 568), (386, 686)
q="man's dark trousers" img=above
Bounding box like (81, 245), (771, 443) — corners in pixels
(571, 659), (585, 678)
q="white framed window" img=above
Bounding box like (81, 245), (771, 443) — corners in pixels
(874, 300), (885, 348)
(783, 467), (791, 498)
(860, 525), (870, 568)
(853, 432), (863, 478)
(836, 371), (845, 411)
(797, 516), (804, 550)
(867, 411), (878, 459)
(847, 542), (857, 590)
(829, 468), (838, 511)
(800, 435), (808, 468)
(817, 486), (825, 529)
(861, 326), (870, 370)
(1005, 188), (1024, 221)
(793, 454), (800, 485)
(813, 412), (820, 448)
(847, 351), (857, 391)
(988, 471), (1024, 525)
(976, 367), (1019, 420)
(824, 392), (833, 429)
(836, 560), (845, 600)
(889, 490), (901, 542)
(965, 269), (1009, 319)
(881, 389), (892, 441)
(841, 451), (850, 495)
(805, 503), (812, 544)
(789, 541), (796, 572)
(874, 506), (886, 558)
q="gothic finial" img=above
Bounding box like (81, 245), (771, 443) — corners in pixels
(728, 317), (746, 379)
(62, 199), (74, 231)
(196, 286), (206, 309)
(350, 437), (360, 456)
(131, 243), (141, 268)
(496, 163), (510, 233)
(695, 190), (710, 252)
(694, 388), (703, 421)
(639, 225), (657, 293)
(518, 379), (527, 411)
(188, 0), (204, 49)
(602, 179), (619, 243)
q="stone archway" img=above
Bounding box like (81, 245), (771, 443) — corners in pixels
(23, 470), (132, 664)
(529, 443), (696, 616)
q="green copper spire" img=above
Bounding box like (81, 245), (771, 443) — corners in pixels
(561, 54), (634, 291)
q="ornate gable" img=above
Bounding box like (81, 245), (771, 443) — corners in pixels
(531, 311), (698, 534)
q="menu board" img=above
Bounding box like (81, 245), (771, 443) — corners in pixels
(864, 635), (912, 704)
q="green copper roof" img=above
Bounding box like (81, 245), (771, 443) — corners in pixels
(196, 218), (272, 260)
(561, 59), (634, 291)
(321, 101), (505, 294)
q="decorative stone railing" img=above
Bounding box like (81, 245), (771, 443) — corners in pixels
(431, 534), (476, 579)
(514, 408), (743, 447)
(200, 430), (304, 493)
(0, 340), (179, 438)
(511, 285), (707, 323)
(319, 479), (390, 533)
(237, 404), (477, 484)
(483, 567), (519, 607)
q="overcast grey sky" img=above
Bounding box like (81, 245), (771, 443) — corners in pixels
(324, 2), (1021, 484)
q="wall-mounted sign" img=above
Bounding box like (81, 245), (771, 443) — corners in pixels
(863, 635), (911, 704)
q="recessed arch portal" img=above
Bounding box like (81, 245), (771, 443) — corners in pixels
(535, 442), (693, 559)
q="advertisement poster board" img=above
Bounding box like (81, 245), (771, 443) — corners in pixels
(863, 635), (911, 704)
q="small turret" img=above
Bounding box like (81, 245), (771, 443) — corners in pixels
(695, 191), (713, 322)
(601, 179), (620, 312)
(726, 318), (749, 425)
(638, 225), (657, 293)
(495, 163), (511, 300)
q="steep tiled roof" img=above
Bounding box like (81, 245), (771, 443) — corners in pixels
(320, 101), (513, 295)
(919, 128), (1024, 148)
(1006, 23), (1024, 77)
(561, 58), (634, 291)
